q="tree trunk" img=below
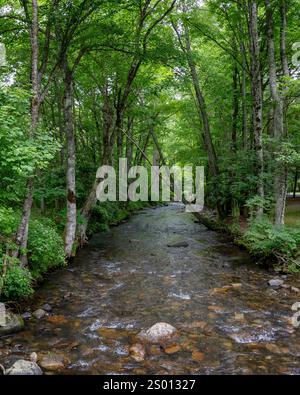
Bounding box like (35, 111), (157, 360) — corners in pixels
(293, 169), (298, 198)
(79, 61), (142, 244)
(136, 130), (151, 166)
(125, 117), (134, 172)
(265, 0), (287, 225)
(232, 62), (239, 151)
(13, 0), (40, 266)
(248, 0), (264, 215)
(102, 82), (114, 165)
(237, 2), (248, 150)
(150, 126), (166, 166)
(280, 0), (290, 135)
(180, 23), (224, 218)
(63, 61), (77, 257)
(241, 55), (248, 150)
(280, 0), (290, 78)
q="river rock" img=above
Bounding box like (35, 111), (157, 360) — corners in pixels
(39, 353), (68, 371)
(0, 311), (24, 336)
(30, 352), (38, 363)
(281, 284), (290, 289)
(191, 351), (205, 361)
(136, 322), (178, 344)
(6, 360), (42, 375)
(266, 289), (278, 297)
(22, 312), (32, 320)
(268, 279), (284, 287)
(42, 304), (52, 312)
(164, 344), (181, 354)
(234, 313), (245, 321)
(291, 286), (300, 294)
(167, 241), (189, 248)
(33, 309), (46, 319)
(129, 343), (145, 362)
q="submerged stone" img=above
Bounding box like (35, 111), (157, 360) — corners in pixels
(6, 360), (42, 375)
(33, 309), (46, 319)
(234, 313), (245, 321)
(129, 343), (145, 362)
(164, 344), (181, 354)
(39, 353), (69, 371)
(42, 304), (52, 312)
(191, 351), (205, 361)
(268, 279), (284, 287)
(136, 322), (178, 344)
(167, 241), (189, 248)
(22, 312), (32, 320)
(47, 315), (68, 324)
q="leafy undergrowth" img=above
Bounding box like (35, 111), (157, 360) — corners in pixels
(238, 217), (300, 273)
(87, 200), (154, 236)
(0, 206), (66, 300)
(196, 209), (300, 273)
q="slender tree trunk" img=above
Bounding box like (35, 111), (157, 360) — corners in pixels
(79, 62), (142, 243)
(14, 0), (40, 266)
(179, 23), (224, 218)
(280, 0), (290, 133)
(54, 77), (65, 166)
(280, 0), (290, 78)
(265, 0), (287, 225)
(117, 129), (123, 158)
(248, 0), (264, 215)
(126, 117), (134, 172)
(241, 56), (248, 150)
(280, 0), (291, 211)
(63, 61), (77, 257)
(232, 63), (239, 151)
(150, 126), (166, 166)
(102, 82), (114, 165)
(184, 29), (219, 178)
(237, 4), (248, 150)
(136, 130), (151, 166)
(293, 169), (298, 198)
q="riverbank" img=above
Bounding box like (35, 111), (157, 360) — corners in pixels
(194, 199), (300, 273)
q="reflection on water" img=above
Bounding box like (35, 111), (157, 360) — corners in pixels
(0, 204), (300, 374)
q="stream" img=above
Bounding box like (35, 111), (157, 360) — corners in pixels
(1, 204), (300, 374)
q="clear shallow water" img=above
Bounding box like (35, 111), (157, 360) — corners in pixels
(1, 204), (300, 374)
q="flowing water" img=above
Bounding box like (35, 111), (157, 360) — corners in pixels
(1, 204), (300, 374)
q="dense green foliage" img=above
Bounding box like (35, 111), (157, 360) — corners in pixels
(0, 207), (65, 298)
(240, 217), (300, 272)
(0, 264), (33, 300)
(28, 219), (66, 279)
(88, 201), (152, 236)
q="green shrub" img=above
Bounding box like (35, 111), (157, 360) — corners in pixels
(240, 217), (300, 271)
(1, 263), (33, 300)
(88, 201), (151, 236)
(0, 206), (19, 237)
(88, 202), (127, 235)
(28, 218), (65, 279)
(245, 195), (273, 218)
